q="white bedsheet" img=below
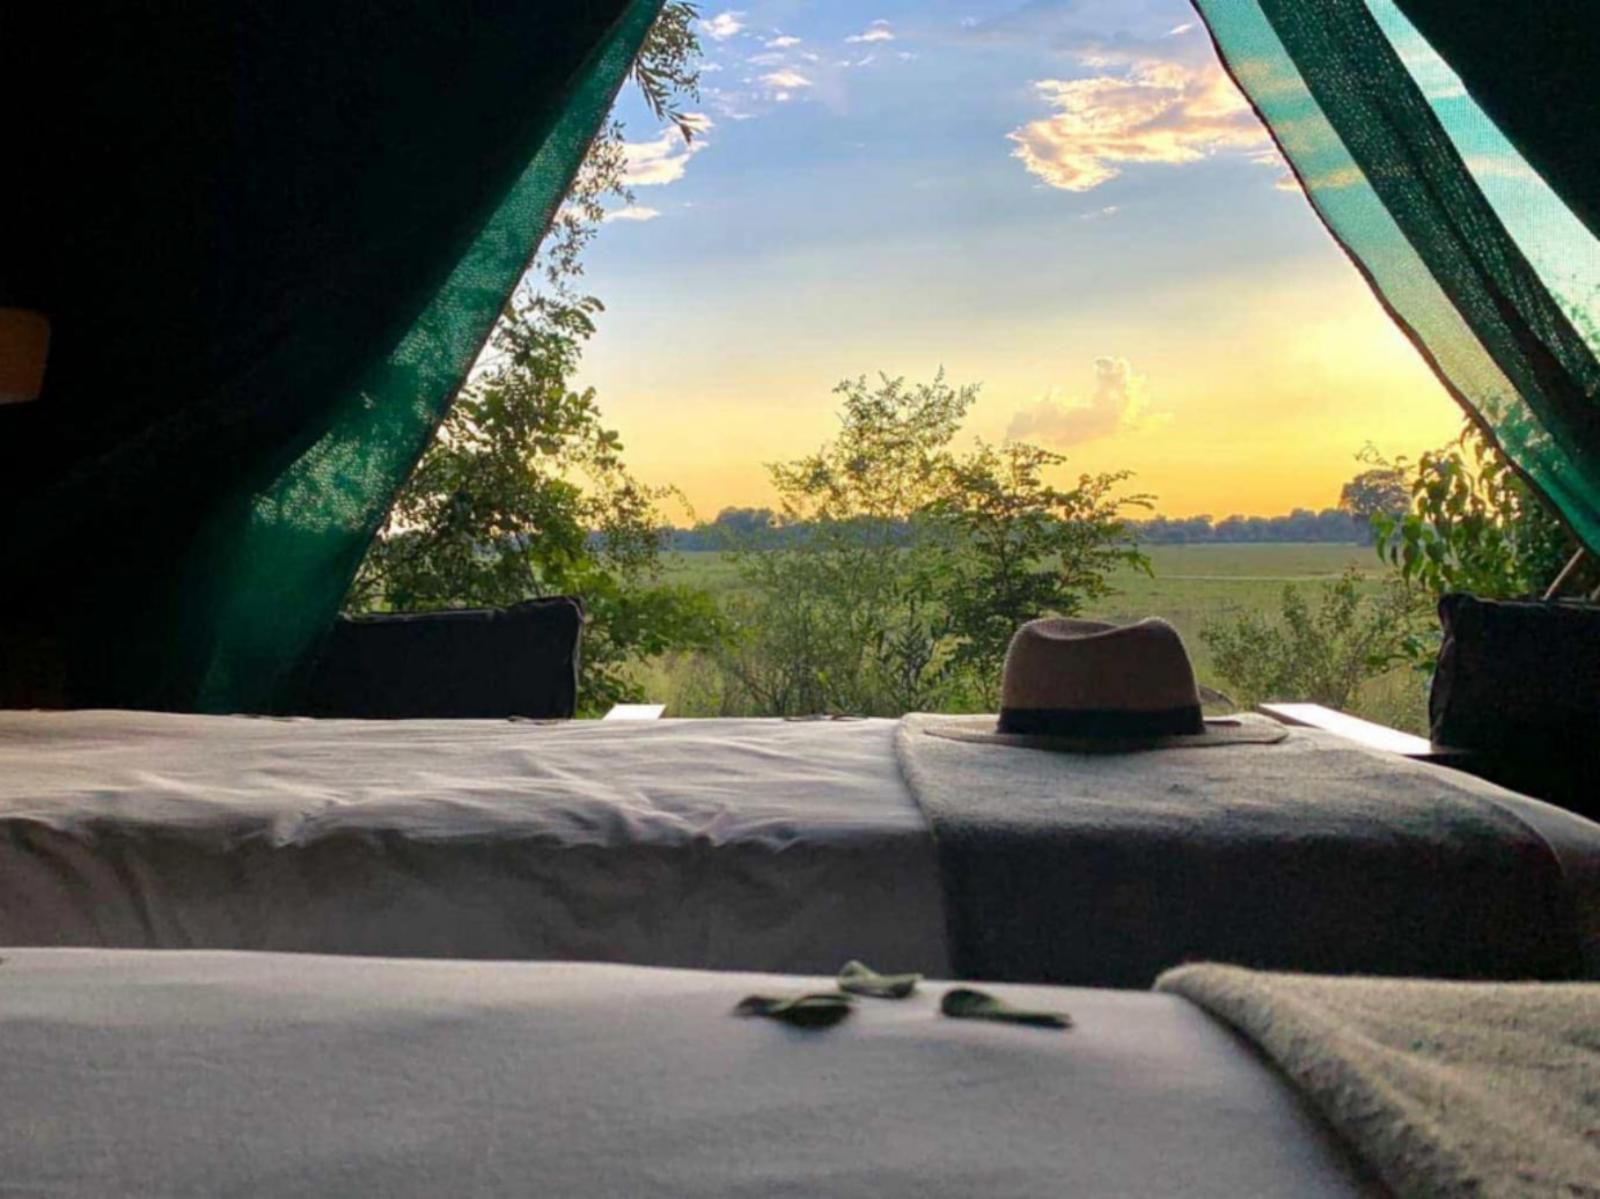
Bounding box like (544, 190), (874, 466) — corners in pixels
(0, 948), (1379, 1198)
(0, 712), (950, 973)
(4, 709), (1598, 977)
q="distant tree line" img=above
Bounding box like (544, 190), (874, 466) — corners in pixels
(1125, 509), (1370, 544)
(666, 505), (1377, 549)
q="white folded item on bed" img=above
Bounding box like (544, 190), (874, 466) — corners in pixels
(2, 710), (1598, 976)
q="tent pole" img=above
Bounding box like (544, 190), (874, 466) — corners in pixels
(1542, 548), (1588, 599)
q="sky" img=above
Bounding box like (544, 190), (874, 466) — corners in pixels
(570, 0), (1470, 522)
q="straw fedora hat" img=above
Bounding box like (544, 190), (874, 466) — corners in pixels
(922, 616), (1286, 751)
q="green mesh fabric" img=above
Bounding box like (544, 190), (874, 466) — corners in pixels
(196, 1), (663, 712)
(1194, 0), (1600, 554)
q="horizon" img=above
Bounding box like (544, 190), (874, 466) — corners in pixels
(667, 501), (1379, 529)
(570, 0), (1466, 523)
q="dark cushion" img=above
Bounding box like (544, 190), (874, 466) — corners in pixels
(1431, 593), (1600, 759)
(303, 598), (583, 719)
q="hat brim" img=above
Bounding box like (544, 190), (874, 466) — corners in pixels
(919, 714), (1288, 753)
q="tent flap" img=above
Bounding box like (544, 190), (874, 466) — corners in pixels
(1, 1), (662, 711)
(1194, 0), (1600, 556)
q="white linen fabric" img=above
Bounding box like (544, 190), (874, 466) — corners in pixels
(0, 712), (950, 974)
(0, 948), (1380, 1198)
(2, 710), (1598, 977)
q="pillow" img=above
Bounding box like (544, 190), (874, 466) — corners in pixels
(302, 597), (583, 719)
(1431, 593), (1600, 759)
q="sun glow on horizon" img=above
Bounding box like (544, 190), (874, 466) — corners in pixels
(573, 0), (1465, 524)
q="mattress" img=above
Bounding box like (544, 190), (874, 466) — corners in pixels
(0, 948), (1380, 1198)
(3, 710), (1598, 976)
(0, 711), (951, 973)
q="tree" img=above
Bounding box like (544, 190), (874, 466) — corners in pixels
(720, 373), (975, 716)
(349, 3), (718, 714)
(708, 507), (777, 542)
(715, 372), (1148, 715)
(1339, 456), (1409, 539)
(931, 441), (1148, 704)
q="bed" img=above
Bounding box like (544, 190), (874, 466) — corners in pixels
(6, 948), (1594, 1197)
(5, 709), (1599, 980)
(0, 948), (1379, 1198)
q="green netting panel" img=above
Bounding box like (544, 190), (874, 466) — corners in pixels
(1194, 0), (1600, 554)
(190, 0), (663, 712)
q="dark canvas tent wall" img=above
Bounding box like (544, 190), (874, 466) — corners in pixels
(1192, 0), (1600, 557)
(1392, 2), (1600, 247)
(0, 1), (661, 712)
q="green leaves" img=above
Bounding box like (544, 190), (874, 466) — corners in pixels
(733, 992), (856, 1029)
(1371, 422), (1577, 606)
(733, 972), (1072, 1034)
(940, 988), (1073, 1030)
(1200, 567), (1425, 711)
(629, 3), (703, 143)
(838, 959), (921, 999)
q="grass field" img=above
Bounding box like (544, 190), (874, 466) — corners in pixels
(645, 542), (1428, 729)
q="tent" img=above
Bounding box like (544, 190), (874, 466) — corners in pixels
(3, 0), (1597, 713)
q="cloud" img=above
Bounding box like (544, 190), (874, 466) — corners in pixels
(705, 92), (754, 120)
(1008, 59), (1268, 191)
(1006, 358), (1165, 446)
(766, 34), (801, 48)
(700, 10), (744, 41)
(603, 205), (661, 224)
(621, 118), (713, 187)
(760, 68), (812, 90)
(1166, 21), (1196, 36)
(846, 19), (895, 44)
(746, 51), (786, 66)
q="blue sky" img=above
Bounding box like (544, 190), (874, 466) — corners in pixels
(572, 0), (1466, 519)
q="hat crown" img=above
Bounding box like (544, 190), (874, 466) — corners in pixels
(997, 617), (1202, 736)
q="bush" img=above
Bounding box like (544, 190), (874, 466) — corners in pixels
(1200, 569), (1421, 710)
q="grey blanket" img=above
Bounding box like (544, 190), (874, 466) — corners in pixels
(1157, 964), (1600, 1198)
(895, 715), (1581, 987)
